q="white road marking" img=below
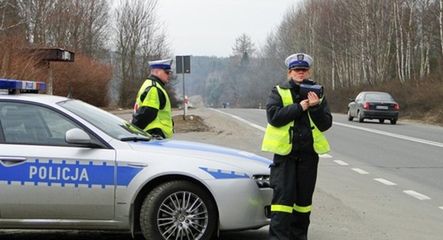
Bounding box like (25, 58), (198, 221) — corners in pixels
(333, 160), (349, 166)
(374, 178), (397, 186)
(210, 108), (340, 158)
(210, 108), (266, 132)
(210, 110), (443, 208)
(334, 122), (443, 148)
(403, 190), (431, 200)
(211, 109), (337, 158)
(352, 168), (369, 174)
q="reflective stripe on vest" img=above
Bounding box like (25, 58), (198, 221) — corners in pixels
(135, 79), (173, 138)
(261, 85), (330, 155)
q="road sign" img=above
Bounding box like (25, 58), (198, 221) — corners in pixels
(176, 55), (191, 120)
(176, 55), (191, 74)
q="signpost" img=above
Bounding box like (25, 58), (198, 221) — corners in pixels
(33, 48), (75, 95)
(175, 55), (191, 119)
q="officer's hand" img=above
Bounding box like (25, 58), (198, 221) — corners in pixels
(307, 92), (320, 107)
(300, 99), (310, 111)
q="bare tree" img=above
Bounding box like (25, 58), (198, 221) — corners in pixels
(0, 0), (24, 33)
(15, 0), (108, 57)
(417, 0), (432, 79)
(16, 0), (53, 45)
(81, 0), (110, 57)
(440, 0), (443, 57)
(115, 0), (169, 107)
(232, 33), (256, 58)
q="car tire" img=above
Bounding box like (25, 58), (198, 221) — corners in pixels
(140, 180), (217, 240)
(347, 109), (353, 121)
(358, 111), (364, 123)
(379, 119), (384, 124)
(390, 119), (397, 125)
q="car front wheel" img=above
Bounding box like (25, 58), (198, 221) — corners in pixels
(140, 180), (217, 240)
(390, 119), (397, 125)
(347, 109), (353, 121)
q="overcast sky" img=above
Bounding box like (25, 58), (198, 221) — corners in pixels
(157, 0), (296, 57)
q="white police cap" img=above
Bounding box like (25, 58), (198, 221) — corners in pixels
(285, 53), (313, 69)
(149, 59), (173, 70)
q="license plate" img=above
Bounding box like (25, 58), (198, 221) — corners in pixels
(376, 105), (388, 110)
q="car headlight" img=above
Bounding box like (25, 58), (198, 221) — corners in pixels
(252, 174), (271, 188)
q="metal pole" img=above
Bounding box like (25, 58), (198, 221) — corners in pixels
(47, 61), (53, 95)
(182, 58), (186, 120)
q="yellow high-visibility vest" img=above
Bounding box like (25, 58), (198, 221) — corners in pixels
(261, 85), (330, 155)
(135, 79), (173, 138)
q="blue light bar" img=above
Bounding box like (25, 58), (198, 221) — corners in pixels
(0, 79), (46, 92)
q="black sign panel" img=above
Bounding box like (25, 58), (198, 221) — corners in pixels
(176, 55), (191, 74)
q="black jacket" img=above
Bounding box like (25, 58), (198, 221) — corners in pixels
(266, 79), (333, 154)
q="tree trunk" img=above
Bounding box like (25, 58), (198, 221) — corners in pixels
(406, 3), (413, 81)
(394, 1), (405, 84)
(440, 0), (443, 58)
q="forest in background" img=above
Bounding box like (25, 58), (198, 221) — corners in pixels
(1, 0), (442, 124)
(0, 0), (176, 107)
(181, 0), (443, 125)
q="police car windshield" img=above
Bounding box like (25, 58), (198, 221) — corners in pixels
(58, 100), (151, 140)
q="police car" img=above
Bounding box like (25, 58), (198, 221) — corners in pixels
(0, 79), (272, 239)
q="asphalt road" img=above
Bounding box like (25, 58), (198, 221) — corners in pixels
(214, 108), (443, 240)
(3, 108), (442, 240)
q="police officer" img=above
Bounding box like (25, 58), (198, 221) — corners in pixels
(262, 53), (332, 240)
(132, 59), (174, 139)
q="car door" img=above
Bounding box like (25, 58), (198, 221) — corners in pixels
(0, 101), (116, 221)
(352, 93), (363, 116)
(349, 93), (358, 116)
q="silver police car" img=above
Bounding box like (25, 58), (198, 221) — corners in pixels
(0, 79), (272, 240)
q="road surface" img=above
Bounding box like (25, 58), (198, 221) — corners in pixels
(210, 108), (443, 240)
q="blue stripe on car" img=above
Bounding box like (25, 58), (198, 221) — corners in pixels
(0, 159), (142, 188)
(199, 167), (249, 179)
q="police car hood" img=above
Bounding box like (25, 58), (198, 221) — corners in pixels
(129, 140), (271, 174)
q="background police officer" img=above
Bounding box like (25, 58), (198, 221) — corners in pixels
(132, 59), (174, 139)
(262, 53), (332, 240)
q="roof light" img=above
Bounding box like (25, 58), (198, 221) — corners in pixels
(0, 79), (46, 94)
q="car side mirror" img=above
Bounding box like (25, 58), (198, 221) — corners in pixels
(65, 128), (92, 145)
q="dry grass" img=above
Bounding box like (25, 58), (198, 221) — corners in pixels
(173, 115), (211, 133)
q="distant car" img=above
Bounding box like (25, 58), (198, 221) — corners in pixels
(347, 91), (399, 124)
(0, 79), (272, 240)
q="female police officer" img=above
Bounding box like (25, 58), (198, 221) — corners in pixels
(262, 53), (332, 240)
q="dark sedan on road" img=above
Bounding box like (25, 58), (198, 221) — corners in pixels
(347, 91), (400, 124)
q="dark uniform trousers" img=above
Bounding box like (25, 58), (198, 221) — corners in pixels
(268, 153), (319, 240)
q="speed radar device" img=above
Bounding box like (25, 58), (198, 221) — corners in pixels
(300, 83), (323, 99)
